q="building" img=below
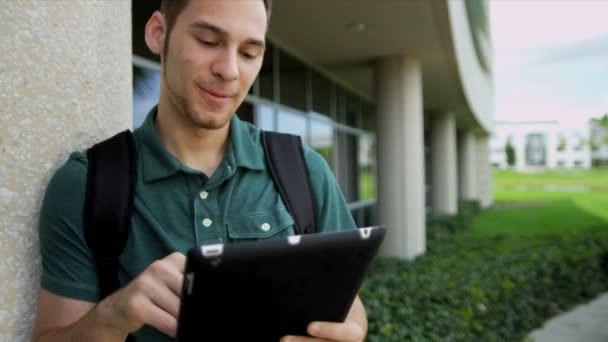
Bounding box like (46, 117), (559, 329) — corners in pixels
(590, 117), (608, 166)
(1, 1), (493, 340)
(490, 120), (592, 171)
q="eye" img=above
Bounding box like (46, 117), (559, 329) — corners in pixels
(240, 51), (258, 60)
(197, 38), (218, 47)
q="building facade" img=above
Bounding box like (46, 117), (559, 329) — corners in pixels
(1, 1), (493, 340)
(490, 121), (592, 171)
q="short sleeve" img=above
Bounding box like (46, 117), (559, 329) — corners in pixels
(38, 152), (101, 302)
(302, 145), (357, 233)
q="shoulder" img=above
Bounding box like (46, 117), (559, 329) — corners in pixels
(40, 151), (89, 218)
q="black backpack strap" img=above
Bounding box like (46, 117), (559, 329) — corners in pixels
(261, 131), (317, 235)
(83, 130), (137, 301)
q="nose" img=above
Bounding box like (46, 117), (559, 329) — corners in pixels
(211, 48), (239, 82)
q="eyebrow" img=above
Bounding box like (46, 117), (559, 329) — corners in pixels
(189, 20), (266, 49)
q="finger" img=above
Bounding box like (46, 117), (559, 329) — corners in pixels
(148, 283), (181, 318)
(307, 321), (364, 342)
(165, 267), (184, 296)
(148, 256), (185, 295)
(138, 296), (178, 338)
(164, 252), (186, 273)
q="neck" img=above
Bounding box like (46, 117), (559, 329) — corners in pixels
(155, 99), (231, 177)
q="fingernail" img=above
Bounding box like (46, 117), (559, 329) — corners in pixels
(309, 323), (320, 335)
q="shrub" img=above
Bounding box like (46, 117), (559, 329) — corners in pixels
(426, 200), (481, 241)
(360, 230), (608, 341)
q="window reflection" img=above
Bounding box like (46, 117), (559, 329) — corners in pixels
(310, 119), (334, 169)
(358, 135), (376, 201)
(277, 110), (307, 139)
(255, 105), (275, 131)
(133, 65), (160, 128)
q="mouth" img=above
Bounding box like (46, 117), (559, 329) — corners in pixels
(196, 84), (235, 106)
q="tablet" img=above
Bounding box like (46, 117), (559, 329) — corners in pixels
(175, 226), (385, 341)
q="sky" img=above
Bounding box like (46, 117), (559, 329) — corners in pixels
(490, 0), (608, 128)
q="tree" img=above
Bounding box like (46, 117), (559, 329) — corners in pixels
(505, 138), (516, 168)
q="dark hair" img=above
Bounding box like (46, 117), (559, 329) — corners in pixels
(160, 0), (272, 39)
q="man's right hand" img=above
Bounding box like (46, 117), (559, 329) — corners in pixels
(33, 252), (186, 342)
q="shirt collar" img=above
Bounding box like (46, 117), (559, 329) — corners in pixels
(135, 106), (265, 183)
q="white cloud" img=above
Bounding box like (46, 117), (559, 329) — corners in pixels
(490, 0), (608, 126)
(491, 1), (608, 51)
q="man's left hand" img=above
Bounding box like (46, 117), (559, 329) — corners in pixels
(280, 320), (365, 342)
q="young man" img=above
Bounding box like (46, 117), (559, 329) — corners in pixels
(33, 1), (367, 341)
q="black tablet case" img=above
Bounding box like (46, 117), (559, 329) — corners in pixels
(176, 226), (385, 341)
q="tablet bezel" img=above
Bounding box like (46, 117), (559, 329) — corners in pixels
(175, 226), (385, 341)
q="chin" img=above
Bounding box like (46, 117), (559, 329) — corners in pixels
(188, 109), (233, 130)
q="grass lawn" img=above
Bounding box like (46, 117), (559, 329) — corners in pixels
(466, 169), (608, 237)
(362, 168), (608, 341)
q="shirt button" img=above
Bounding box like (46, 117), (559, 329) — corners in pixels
(202, 218), (213, 227)
(199, 191), (209, 200)
(261, 223), (271, 232)
(227, 165), (232, 172)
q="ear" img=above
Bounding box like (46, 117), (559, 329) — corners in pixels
(144, 11), (166, 56)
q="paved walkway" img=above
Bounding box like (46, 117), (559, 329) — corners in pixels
(527, 292), (608, 342)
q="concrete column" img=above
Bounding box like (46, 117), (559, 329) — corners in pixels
(458, 130), (478, 200)
(430, 112), (458, 214)
(375, 56), (425, 259)
(475, 134), (493, 208)
(0, 2), (132, 340)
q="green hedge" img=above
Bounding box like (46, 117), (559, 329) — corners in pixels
(360, 230), (608, 341)
(426, 200), (481, 241)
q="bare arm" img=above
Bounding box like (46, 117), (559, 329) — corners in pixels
(32, 252), (185, 342)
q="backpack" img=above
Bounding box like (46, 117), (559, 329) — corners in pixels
(83, 129), (317, 302)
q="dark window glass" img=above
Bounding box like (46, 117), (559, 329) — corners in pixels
(311, 72), (332, 116)
(361, 103), (375, 133)
(335, 88), (346, 122)
(345, 93), (360, 128)
(259, 44), (274, 100)
(279, 51), (307, 111)
(237, 102), (254, 124)
(133, 65), (161, 128)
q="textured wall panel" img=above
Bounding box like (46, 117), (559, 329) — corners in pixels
(0, 1), (132, 340)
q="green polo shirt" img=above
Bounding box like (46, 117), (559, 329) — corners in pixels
(38, 108), (356, 340)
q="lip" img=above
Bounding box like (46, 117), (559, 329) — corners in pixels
(196, 84), (234, 106)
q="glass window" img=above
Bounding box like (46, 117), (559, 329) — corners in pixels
(361, 103), (375, 133)
(236, 102), (254, 124)
(336, 131), (359, 203)
(279, 51), (307, 111)
(345, 93), (361, 128)
(255, 104), (275, 131)
(311, 72), (332, 116)
(310, 118), (334, 169)
(358, 135), (376, 201)
(133, 65), (161, 128)
(277, 110), (307, 139)
(259, 44), (274, 100)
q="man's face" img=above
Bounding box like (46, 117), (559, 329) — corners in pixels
(161, 0), (267, 130)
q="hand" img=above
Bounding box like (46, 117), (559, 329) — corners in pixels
(96, 252), (186, 338)
(280, 320), (365, 342)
